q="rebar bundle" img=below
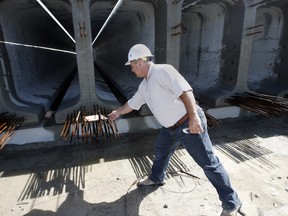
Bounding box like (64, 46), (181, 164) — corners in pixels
(225, 92), (288, 117)
(60, 105), (119, 144)
(204, 111), (221, 128)
(0, 112), (25, 149)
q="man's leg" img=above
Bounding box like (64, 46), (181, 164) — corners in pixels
(148, 128), (180, 184)
(180, 110), (241, 211)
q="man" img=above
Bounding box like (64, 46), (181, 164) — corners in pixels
(108, 44), (245, 216)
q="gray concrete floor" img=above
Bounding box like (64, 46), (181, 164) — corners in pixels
(0, 116), (288, 216)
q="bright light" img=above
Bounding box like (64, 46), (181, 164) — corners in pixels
(0, 41), (76, 54)
(36, 0), (75, 43)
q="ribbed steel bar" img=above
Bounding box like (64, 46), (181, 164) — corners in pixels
(204, 111), (221, 128)
(0, 113), (24, 149)
(60, 105), (119, 144)
(225, 92), (288, 117)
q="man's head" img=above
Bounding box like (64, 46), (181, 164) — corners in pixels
(125, 44), (153, 65)
(125, 44), (153, 78)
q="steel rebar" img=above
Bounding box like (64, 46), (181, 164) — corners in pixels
(0, 113), (24, 149)
(225, 92), (288, 117)
(60, 105), (119, 145)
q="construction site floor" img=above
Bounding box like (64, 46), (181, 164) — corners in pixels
(0, 116), (288, 216)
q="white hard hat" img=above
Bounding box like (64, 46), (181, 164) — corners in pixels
(125, 44), (153, 65)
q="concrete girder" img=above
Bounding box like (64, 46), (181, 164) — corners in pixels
(179, 0), (288, 108)
(0, 0), (287, 130)
(0, 48), (45, 124)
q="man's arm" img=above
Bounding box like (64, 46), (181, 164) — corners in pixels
(179, 91), (204, 134)
(108, 102), (133, 120)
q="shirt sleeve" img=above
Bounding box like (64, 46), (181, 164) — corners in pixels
(157, 65), (192, 98)
(127, 86), (146, 110)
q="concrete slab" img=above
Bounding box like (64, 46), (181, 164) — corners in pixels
(0, 116), (288, 216)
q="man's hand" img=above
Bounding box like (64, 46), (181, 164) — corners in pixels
(179, 91), (204, 134)
(188, 115), (204, 134)
(108, 110), (120, 121)
(108, 102), (133, 121)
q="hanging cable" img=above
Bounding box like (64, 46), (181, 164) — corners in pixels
(36, 0), (75, 43)
(182, 0), (202, 10)
(0, 41), (76, 55)
(92, 0), (123, 46)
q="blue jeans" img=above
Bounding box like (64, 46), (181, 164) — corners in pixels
(149, 107), (240, 210)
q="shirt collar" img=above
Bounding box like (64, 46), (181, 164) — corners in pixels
(146, 63), (154, 79)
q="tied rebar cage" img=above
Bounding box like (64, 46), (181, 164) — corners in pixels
(60, 105), (119, 145)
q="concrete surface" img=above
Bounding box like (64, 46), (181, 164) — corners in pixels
(0, 115), (288, 216)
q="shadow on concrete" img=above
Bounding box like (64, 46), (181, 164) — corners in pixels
(209, 115), (288, 141)
(128, 150), (190, 180)
(208, 115), (288, 167)
(23, 179), (158, 216)
(1, 115), (287, 211)
(14, 149), (190, 204)
(18, 166), (87, 202)
(214, 138), (275, 166)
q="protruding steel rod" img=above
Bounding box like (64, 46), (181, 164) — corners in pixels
(225, 92), (288, 117)
(36, 0), (75, 43)
(0, 113), (24, 149)
(92, 0), (123, 46)
(60, 105), (119, 144)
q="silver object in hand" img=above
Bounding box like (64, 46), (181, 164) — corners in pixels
(182, 128), (191, 134)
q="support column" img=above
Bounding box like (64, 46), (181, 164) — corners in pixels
(55, 0), (117, 124)
(233, 1), (258, 92)
(215, 0), (258, 106)
(166, 0), (183, 69)
(71, 0), (96, 105)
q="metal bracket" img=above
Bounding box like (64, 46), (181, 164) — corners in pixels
(171, 23), (186, 36)
(79, 22), (86, 37)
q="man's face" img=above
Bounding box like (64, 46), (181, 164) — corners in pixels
(130, 60), (143, 78)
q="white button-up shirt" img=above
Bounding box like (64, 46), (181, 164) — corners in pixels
(128, 63), (192, 128)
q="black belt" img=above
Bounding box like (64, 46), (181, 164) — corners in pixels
(168, 114), (188, 130)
